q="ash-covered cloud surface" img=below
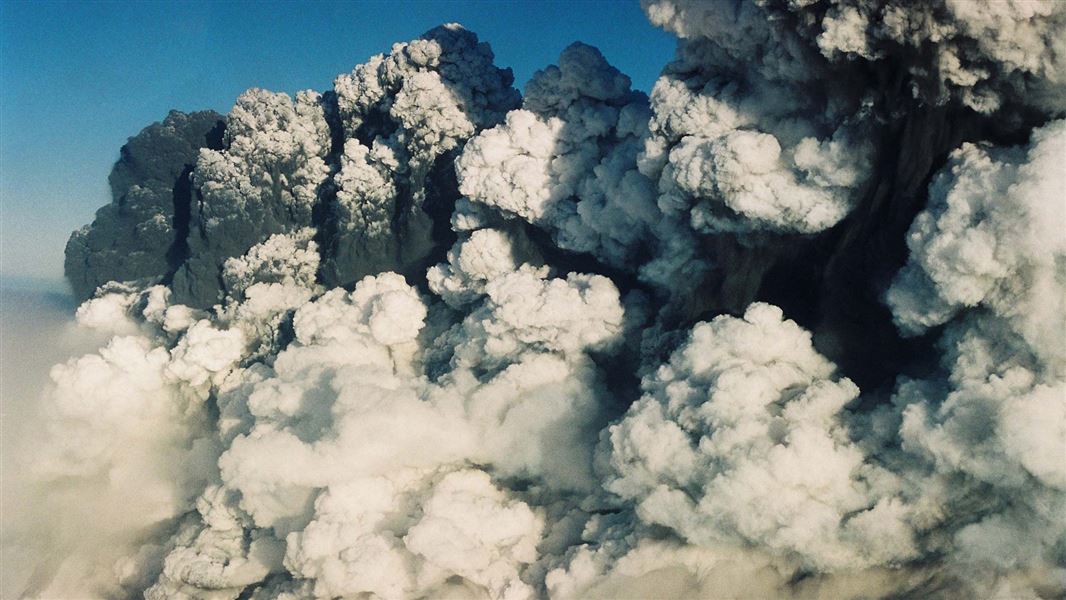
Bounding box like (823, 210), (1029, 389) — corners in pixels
(15, 1), (1065, 598)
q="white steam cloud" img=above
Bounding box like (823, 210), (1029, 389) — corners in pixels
(8, 2), (1065, 599)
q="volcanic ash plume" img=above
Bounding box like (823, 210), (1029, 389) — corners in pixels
(13, 2), (1064, 598)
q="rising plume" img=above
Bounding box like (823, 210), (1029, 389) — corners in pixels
(10, 2), (1064, 598)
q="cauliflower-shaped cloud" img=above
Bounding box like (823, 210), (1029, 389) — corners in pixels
(172, 89), (332, 307)
(601, 303), (915, 571)
(44, 5), (1066, 599)
(322, 24), (521, 287)
(887, 119), (1066, 353)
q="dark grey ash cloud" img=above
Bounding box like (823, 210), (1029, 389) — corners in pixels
(64, 110), (224, 302)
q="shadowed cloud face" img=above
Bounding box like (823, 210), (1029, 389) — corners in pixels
(64, 111), (226, 301)
(21, 2), (1066, 598)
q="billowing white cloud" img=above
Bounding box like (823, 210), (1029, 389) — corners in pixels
(599, 303), (916, 571)
(638, 0), (877, 237)
(879, 121), (1066, 586)
(887, 120), (1066, 348)
(172, 88), (333, 307)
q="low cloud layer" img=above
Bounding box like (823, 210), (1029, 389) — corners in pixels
(9, 2), (1064, 598)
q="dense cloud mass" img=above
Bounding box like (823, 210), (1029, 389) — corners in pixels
(18, 2), (1064, 598)
(64, 110), (226, 301)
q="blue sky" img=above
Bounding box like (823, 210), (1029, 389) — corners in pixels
(0, 0), (676, 283)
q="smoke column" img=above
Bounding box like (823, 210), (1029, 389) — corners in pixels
(8, 1), (1064, 598)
